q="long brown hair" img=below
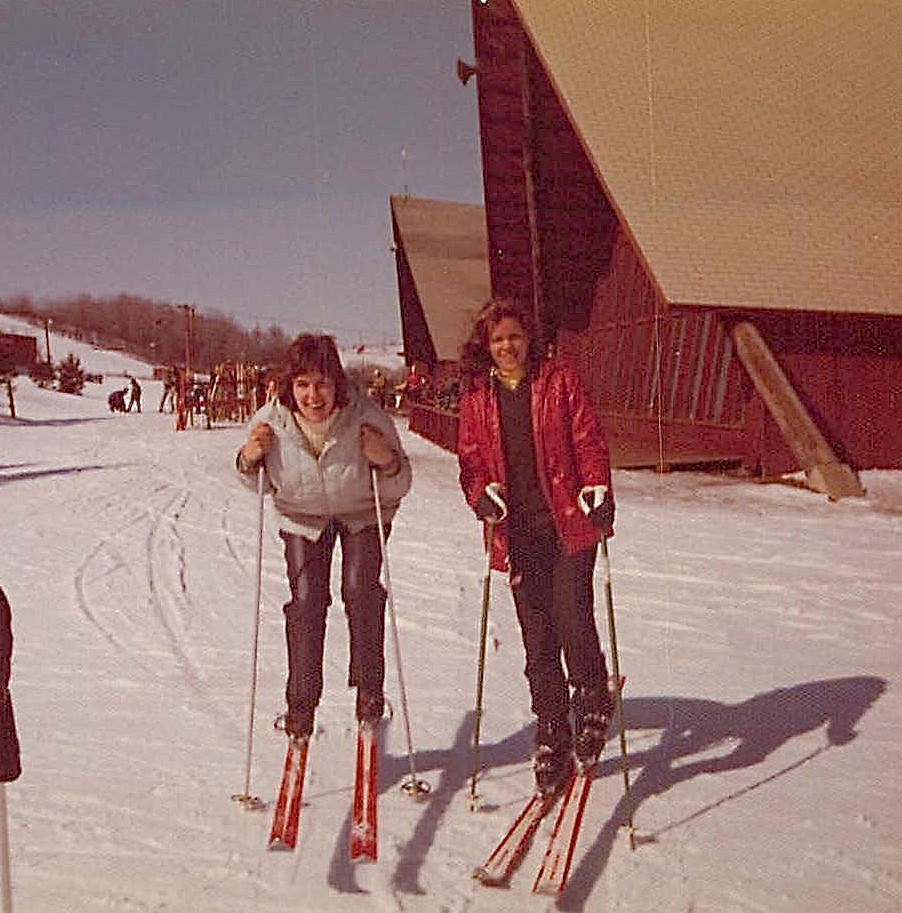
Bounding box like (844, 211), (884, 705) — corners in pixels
(277, 333), (351, 410)
(458, 298), (544, 388)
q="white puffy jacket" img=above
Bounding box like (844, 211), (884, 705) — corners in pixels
(236, 392), (412, 540)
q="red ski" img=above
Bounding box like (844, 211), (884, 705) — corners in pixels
(531, 770), (593, 894)
(349, 721), (378, 862)
(473, 791), (557, 886)
(267, 737), (309, 851)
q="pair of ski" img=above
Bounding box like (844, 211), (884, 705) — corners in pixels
(267, 722), (378, 862)
(473, 767), (593, 894)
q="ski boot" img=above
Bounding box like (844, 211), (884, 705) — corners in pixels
(355, 689), (385, 727)
(281, 705), (314, 742)
(532, 718), (574, 798)
(572, 684), (614, 773)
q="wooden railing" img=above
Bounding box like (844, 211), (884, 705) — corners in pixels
(408, 405), (458, 453)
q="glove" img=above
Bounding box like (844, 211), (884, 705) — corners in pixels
(475, 493), (505, 522)
(579, 485), (615, 538)
(475, 483), (507, 522)
(588, 494), (615, 538)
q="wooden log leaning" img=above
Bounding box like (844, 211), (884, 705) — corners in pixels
(731, 320), (864, 500)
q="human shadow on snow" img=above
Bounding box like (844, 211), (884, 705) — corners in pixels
(328, 675), (885, 907)
(552, 675), (885, 911)
(326, 712), (533, 895)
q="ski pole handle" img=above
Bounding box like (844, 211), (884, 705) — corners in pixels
(483, 482), (508, 522)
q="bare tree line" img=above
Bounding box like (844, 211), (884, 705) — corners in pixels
(1, 294), (291, 372)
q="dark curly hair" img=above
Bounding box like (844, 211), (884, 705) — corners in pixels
(458, 298), (544, 388)
(277, 333), (350, 411)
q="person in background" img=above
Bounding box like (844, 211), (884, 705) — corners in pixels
(235, 334), (412, 740)
(404, 363), (429, 405)
(367, 369), (387, 409)
(108, 388), (128, 413)
(126, 374), (142, 413)
(0, 586), (21, 785)
(456, 298), (616, 796)
(159, 366), (178, 413)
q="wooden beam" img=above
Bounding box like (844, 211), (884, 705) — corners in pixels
(732, 320), (863, 499)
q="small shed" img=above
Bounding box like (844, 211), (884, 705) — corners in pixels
(463, 0), (902, 496)
(0, 333), (38, 375)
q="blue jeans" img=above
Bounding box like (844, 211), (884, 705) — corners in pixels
(280, 521), (388, 713)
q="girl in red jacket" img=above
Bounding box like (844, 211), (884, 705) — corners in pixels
(457, 298), (616, 796)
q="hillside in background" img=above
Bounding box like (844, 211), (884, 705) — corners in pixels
(2, 295), (297, 371)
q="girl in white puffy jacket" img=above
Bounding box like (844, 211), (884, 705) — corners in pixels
(237, 334), (411, 739)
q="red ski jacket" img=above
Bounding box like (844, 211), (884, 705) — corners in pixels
(457, 359), (613, 572)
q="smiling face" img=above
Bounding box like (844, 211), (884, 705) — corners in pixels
(291, 370), (337, 423)
(488, 316), (529, 379)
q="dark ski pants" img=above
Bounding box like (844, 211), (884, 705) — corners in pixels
(509, 537), (608, 730)
(280, 521), (388, 714)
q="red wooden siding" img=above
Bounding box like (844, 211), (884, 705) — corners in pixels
(558, 229), (751, 469)
(473, 0), (533, 308)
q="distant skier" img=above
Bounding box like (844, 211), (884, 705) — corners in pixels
(126, 375), (142, 413)
(108, 388), (128, 413)
(0, 586), (21, 784)
(158, 366), (178, 413)
(235, 333), (412, 740)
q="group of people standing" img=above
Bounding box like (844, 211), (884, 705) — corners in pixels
(236, 297), (617, 798)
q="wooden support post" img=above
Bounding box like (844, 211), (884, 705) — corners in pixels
(732, 320), (864, 500)
(3, 378), (14, 420)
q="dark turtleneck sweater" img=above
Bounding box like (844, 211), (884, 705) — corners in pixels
(495, 376), (557, 559)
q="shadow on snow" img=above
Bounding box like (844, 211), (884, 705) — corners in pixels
(325, 675), (884, 907)
(0, 463), (128, 485)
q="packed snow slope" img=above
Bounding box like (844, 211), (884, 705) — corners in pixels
(1, 318), (900, 912)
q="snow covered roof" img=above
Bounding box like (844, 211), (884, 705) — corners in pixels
(512, 0), (902, 316)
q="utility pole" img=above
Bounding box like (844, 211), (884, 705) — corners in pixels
(182, 304), (195, 380)
(176, 305), (195, 432)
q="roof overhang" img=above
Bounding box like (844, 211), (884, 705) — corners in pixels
(512, 0), (902, 316)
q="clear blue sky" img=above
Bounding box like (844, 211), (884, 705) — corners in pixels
(0, 1), (483, 344)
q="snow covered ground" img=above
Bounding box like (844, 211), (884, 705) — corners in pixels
(1, 316), (901, 912)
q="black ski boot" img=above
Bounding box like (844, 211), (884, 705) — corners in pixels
(533, 718), (573, 797)
(356, 689), (385, 726)
(283, 705), (314, 741)
(572, 684), (614, 773)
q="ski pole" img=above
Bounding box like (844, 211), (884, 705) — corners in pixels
(599, 536), (636, 849)
(579, 485), (636, 849)
(469, 483), (507, 810)
(232, 464), (266, 810)
(371, 468), (430, 800)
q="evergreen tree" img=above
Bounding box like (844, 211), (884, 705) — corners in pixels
(57, 353), (85, 395)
